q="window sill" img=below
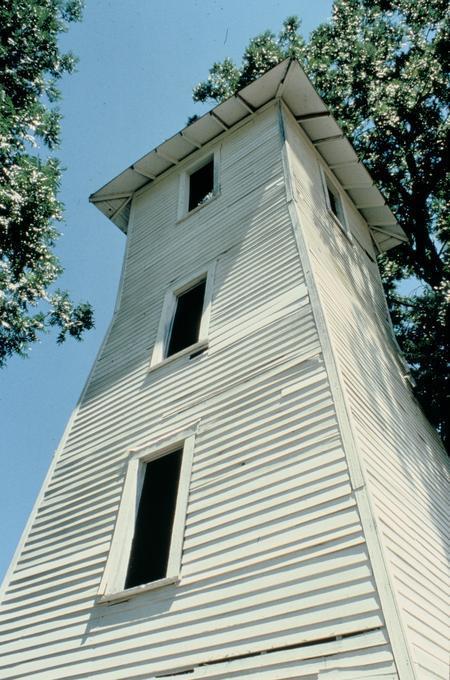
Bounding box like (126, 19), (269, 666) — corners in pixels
(149, 339), (209, 373)
(97, 575), (179, 604)
(177, 192), (220, 224)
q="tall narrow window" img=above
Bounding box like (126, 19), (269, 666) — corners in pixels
(188, 157), (214, 211)
(177, 150), (219, 220)
(326, 181), (345, 225)
(98, 431), (195, 601)
(125, 449), (183, 589)
(321, 169), (351, 240)
(166, 278), (206, 357)
(150, 262), (215, 369)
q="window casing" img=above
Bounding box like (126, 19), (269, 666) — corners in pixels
(166, 278), (207, 358)
(321, 167), (351, 239)
(124, 449), (183, 589)
(188, 158), (214, 211)
(150, 261), (215, 369)
(327, 183), (344, 223)
(98, 430), (196, 602)
(178, 150), (219, 219)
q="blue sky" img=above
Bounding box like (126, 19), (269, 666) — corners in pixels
(0, 0), (334, 582)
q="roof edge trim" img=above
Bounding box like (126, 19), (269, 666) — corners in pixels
(90, 58), (406, 251)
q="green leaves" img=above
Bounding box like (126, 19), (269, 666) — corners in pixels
(192, 17), (306, 104)
(0, 1), (93, 366)
(193, 58), (241, 103)
(308, 1), (449, 449)
(390, 283), (449, 445)
(49, 291), (94, 344)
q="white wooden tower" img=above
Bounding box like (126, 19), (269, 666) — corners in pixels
(1, 60), (448, 680)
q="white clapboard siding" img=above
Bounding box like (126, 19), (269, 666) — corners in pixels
(155, 630), (395, 679)
(284, 110), (449, 680)
(0, 104), (398, 679)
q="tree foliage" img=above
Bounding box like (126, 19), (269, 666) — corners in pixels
(193, 4), (449, 449)
(0, 0), (93, 367)
(193, 18), (306, 103)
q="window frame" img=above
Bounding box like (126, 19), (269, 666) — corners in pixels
(150, 260), (216, 370)
(97, 429), (196, 603)
(320, 166), (352, 240)
(177, 149), (220, 220)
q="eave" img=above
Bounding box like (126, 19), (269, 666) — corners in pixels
(90, 59), (407, 252)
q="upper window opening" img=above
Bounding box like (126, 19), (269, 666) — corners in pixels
(166, 278), (206, 357)
(188, 158), (214, 211)
(125, 449), (183, 589)
(326, 181), (345, 225)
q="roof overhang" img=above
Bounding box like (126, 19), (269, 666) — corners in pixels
(90, 59), (407, 252)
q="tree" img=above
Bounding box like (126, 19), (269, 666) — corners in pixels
(193, 17), (306, 103)
(0, 0), (93, 367)
(192, 5), (449, 450)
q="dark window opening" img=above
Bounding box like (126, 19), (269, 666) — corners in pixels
(188, 159), (214, 211)
(328, 186), (338, 217)
(327, 183), (344, 224)
(125, 449), (183, 588)
(166, 279), (206, 357)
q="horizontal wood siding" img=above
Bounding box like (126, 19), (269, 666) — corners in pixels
(284, 111), (449, 680)
(0, 105), (393, 679)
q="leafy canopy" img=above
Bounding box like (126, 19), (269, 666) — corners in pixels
(193, 18), (306, 103)
(192, 5), (449, 448)
(0, 0), (93, 367)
